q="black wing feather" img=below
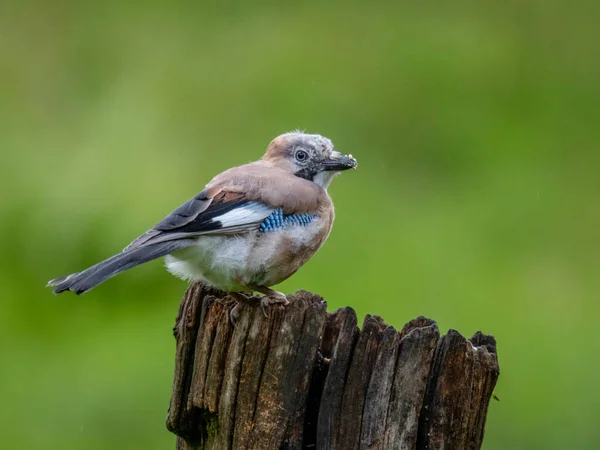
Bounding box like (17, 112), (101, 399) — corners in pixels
(124, 189), (267, 251)
(158, 198), (249, 234)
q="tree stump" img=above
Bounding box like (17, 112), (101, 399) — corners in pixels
(167, 283), (500, 450)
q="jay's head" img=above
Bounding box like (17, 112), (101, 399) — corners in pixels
(263, 131), (357, 189)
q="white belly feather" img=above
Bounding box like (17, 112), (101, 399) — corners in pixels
(165, 234), (254, 291)
(164, 217), (329, 291)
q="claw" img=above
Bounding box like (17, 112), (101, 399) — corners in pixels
(228, 292), (250, 327)
(259, 293), (290, 318)
(230, 303), (240, 326)
(260, 298), (270, 318)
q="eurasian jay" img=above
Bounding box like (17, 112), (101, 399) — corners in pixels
(48, 131), (357, 312)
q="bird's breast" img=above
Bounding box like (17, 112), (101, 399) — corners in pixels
(247, 209), (334, 286)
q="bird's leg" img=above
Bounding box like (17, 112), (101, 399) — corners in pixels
(247, 284), (290, 317)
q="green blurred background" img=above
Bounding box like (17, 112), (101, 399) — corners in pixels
(1, 1), (598, 448)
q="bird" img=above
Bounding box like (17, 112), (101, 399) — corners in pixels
(47, 131), (357, 314)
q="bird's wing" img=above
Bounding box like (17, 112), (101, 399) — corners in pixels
(124, 188), (274, 251)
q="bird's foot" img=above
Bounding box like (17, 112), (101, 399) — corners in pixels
(229, 287), (290, 322)
(259, 291), (290, 318)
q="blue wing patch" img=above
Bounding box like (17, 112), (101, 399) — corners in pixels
(259, 209), (318, 232)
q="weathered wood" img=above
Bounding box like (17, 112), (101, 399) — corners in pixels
(384, 317), (439, 449)
(167, 283), (219, 444)
(337, 315), (384, 449)
(417, 330), (500, 450)
(167, 284), (499, 450)
(315, 307), (359, 449)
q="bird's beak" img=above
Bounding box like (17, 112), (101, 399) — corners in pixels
(322, 152), (358, 171)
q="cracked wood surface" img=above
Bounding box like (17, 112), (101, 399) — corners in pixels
(167, 284), (499, 450)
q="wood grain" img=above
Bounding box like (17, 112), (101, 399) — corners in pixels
(167, 284), (499, 450)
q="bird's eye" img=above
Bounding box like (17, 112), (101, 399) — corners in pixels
(295, 150), (308, 162)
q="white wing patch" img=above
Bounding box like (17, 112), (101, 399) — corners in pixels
(213, 202), (274, 228)
(125, 202), (275, 248)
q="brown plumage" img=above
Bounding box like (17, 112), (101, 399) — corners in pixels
(206, 162), (327, 214)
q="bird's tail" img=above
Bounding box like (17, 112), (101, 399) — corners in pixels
(47, 240), (194, 295)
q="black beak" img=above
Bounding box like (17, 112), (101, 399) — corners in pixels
(322, 153), (358, 171)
